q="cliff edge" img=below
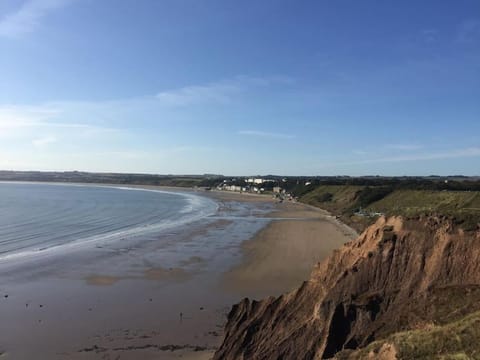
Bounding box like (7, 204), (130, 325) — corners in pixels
(214, 215), (480, 359)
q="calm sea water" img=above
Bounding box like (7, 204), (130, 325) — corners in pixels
(0, 182), (217, 260)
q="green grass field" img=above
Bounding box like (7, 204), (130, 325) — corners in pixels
(366, 190), (480, 215)
(300, 185), (365, 213)
(337, 311), (480, 360)
(299, 186), (480, 232)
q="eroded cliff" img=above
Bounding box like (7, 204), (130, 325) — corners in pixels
(214, 215), (480, 359)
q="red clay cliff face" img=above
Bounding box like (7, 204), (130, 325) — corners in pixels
(214, 216), (480, 359)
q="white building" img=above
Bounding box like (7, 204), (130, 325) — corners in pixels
(245, 178), (276, 184)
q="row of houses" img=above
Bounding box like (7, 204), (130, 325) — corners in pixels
(245, 178), (276, 185)
(214, 177), (311, 199)
(218, 184), (266, 193)
(217, 182), (297, 202)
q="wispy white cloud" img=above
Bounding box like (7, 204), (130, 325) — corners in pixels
(385, 144), (424, 151)
(352, 144), (423, 156)
(457, 19), (480, 43)
(238, 130), (295, 139)
(0, 74), (293, 141)
(32, 135), (56, 148)
(156, 82), (240, 106)
(0, 103), (125, 169)
(340, 147), (480, 166)
(0, 0), (72, 38)
(156, 75), (293, 107)
(381, 147), (480, 162)
(0, 104), (118, 135)
(0, 105), (59, 128)
(420, 29), (438, 43)
(97, 146), (212, 160)
(352, 149), (368, 155)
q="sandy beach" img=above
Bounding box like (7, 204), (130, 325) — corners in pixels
(222, 200), (357, 298)
(0, 187), (356, 360)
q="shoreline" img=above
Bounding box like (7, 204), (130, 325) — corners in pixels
(0, 182), (219, 264)
(221, 199), (357, 299)
(0, 182), (357, 360)
(0, 183), (273, 360)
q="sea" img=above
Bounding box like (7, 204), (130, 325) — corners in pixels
(0, 182), (218, 261)
(0, 181), (275, 359)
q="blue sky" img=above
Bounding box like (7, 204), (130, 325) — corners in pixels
(0, 0), (479, 175)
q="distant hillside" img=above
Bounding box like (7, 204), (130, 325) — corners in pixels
(2, 171), (479, 232)
(0, 170), (216, 188)
(298, 184), (480, 232)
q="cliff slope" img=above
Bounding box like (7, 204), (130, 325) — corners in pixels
(214, 216), (480, 359)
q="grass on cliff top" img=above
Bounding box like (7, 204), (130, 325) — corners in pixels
(301, 186), (480, 217)
(366, 190), (480, 231)
(300, 185), (365, 214)
(336, 311), (480, 360)
(393, 310), (480, 360)
(299, 185), (371, 231)
(300, 186), (480, 231)
(365, 190), (480, 216)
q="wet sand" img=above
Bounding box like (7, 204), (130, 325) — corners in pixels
(0, 187), (356, 360)
(222, 200), (357, 298)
